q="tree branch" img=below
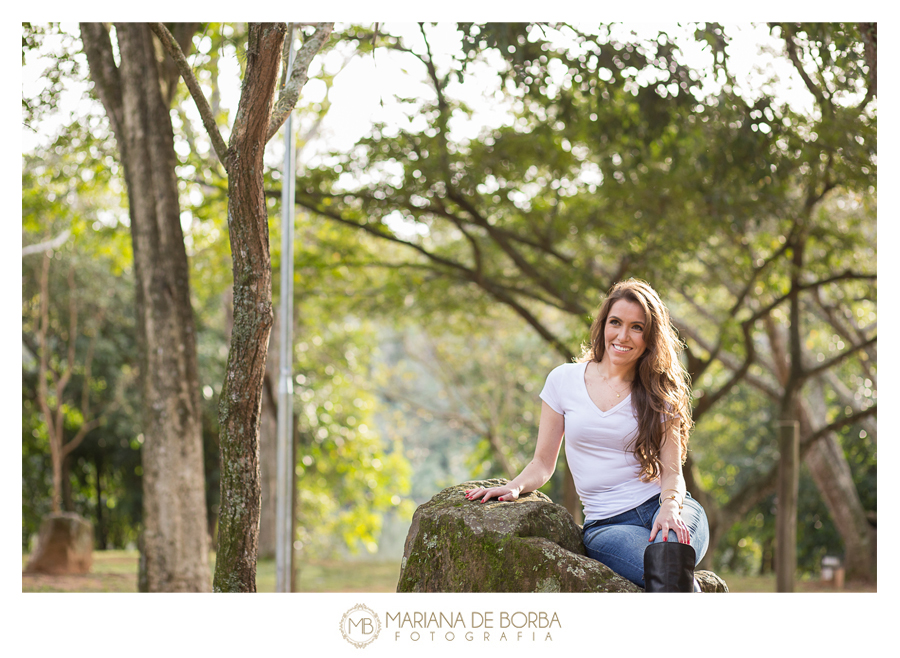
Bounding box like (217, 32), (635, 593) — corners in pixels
(728, 237), (793, 317)
(266, 22), (334, 143)
(79, 23), (126, 146)
(802, 403), (876, 450)
(403, 31), (589, 319)
(157, 22), (201, 107)
(279, 23), (294, 91)
(781, 25), (829, 110)
(746, 269), (876, 326)
(61, 418), (102, 460)
(296, 195), (575, 359)
(692, 316), (756, 421)
(295, 183), (577, 267)
(675, 314), (783, 402)
(722, 403), (876, 524)
(801, 334), (876, 383)
(149, 22), (229, 167)
(857, 22), (876, 109)
(812, 288), (876, 384)
(448, 189), (588, 318)
(22, 230), (71, 257)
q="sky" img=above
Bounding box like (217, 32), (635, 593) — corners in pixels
(22, 22), (821, 161)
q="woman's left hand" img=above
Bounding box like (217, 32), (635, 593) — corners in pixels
(649, 499), (691, 545)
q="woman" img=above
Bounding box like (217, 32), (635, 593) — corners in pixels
(465, 279), (709, 591)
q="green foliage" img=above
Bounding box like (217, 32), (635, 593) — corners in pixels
(22, 21), (875, 577)
(293, 22), (876, 575)
(22, 400), (53, 549)
(290, 308), (415, 557)
(22, 117), (142, 549)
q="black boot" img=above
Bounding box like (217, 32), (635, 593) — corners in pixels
(643, 542), (696, 592)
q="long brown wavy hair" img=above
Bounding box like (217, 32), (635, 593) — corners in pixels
(578, 279), (693, 481)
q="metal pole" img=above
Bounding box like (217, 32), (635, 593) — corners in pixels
(275, 26), (296, 594)
(776, 419), (799, 593)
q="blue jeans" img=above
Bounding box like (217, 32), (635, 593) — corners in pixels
(582, 493), (710, 588)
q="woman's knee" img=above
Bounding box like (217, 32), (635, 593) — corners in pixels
(583, 525), (649, 560)
(651, 529), (679, 544)
(680, 497), (711, 561)
(582, 526), (648, 586)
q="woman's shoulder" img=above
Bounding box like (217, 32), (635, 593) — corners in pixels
(546, 361), (586, 380)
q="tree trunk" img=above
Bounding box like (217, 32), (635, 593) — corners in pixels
(775, 230), (806, 593)
(258, 310), (280, 559)
(222, 287), (279, 561)
(805, 435), (875, 581)
(212, 23), (286, 592)
(95, 452), (107, 550)
(801, 382), (876, 581)
(81, 22), (210, 592)
(61, 453), (75, 513)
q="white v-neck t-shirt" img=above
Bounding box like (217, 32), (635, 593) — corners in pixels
(540, 361), (661, 521)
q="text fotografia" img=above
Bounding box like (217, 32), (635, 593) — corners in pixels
(386, 611), (561, 642)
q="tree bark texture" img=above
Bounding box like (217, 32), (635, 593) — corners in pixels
(213, 22), (286, 592)
(801, 382), (876, 581)
(225, 288), (279, 561)
(774, 230), (805, 593)
(805, 432), (876, 581)
(258, 311), (280, 560)
(81, 22), (210, 592)
(775, 419), (799, 593)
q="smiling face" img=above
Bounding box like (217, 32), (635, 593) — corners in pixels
(603, 299), (648, 371)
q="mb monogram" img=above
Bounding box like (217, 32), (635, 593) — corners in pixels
(340, 604), (382, 648)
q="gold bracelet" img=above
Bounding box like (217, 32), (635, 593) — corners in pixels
(659, 493), (684, 510)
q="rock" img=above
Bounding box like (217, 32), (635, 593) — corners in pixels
(397, 480), (727, 593)
(397, 479), (639, 592)
(695, 569), (729, 593)
(25, 513), (93, 575)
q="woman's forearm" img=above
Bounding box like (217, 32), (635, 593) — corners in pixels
(658, 420), (686, 504)
(659, 470), (686, 504)
(507, 458), (555, 496)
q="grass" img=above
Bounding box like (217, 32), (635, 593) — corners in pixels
(286, 560), (402, 593)
(22, 550), (142, 593)
(715, 571), (876, 593)
(22, 550), (401, 593)
(22, 551), (874, 593)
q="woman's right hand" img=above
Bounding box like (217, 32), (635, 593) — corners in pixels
(464, 483), (521, 503)
(464, 403), (563, 506)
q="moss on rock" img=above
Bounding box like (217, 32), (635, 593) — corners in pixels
(397, 480), (728, 593)
(397, 480), (639, 593)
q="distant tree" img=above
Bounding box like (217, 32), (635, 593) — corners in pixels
(30, 251), (108, 514)
(80, 21), (211, 592)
